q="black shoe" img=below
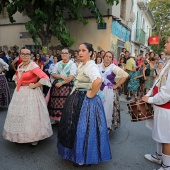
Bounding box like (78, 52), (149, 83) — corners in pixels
(127, 97), (131, 101)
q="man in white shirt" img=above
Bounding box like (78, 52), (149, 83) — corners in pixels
(48, 55), (58, 83)
(49, 50), (54, 62)
(142, 37), (170, 170)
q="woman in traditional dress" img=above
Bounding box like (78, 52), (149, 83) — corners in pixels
(98, 51), (128, 131)
(0, 58), (11, 107)
(3, 48), (53, 146)
(57, 43), (112, 166)
(48, 48), (76, 125)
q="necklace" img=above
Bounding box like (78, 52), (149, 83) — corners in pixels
(103, 63), (111, 68)
(22, 61), (30, 68)
(62, 60), (69, 64)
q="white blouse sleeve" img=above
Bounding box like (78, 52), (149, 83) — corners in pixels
(0, 58), (9, 71)
(70, 63), (77, 77)
(84, 64), (102, 82)
(148, 69), (170, 104)
(113, 64), (129, 78)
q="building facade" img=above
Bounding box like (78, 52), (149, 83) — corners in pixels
(131, 0), (155, 55)
(0, 0), (154, 59)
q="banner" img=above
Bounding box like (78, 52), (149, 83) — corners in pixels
(148, 36), (160, 45)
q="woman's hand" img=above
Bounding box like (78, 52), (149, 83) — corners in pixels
(113, 84), (118, 90)
(86, 90), (95, 98)
(55, 82), (63, 88)
(61, 76), (68, 80)
(153, 74), (157, 78)
(29, 83), (36, 89)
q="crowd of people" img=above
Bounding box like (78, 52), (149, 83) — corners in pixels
(117, 50), (169, 101)
(0, 39), (170, 169)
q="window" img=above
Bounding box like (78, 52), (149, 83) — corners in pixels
(120, 0), (126, 20)
(142, 18), (145, 30)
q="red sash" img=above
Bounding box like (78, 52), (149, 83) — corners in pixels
(17, 56), (22, 66)
(153, 86), (170, 109)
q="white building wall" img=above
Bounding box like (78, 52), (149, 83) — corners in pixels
(131, 0), (154, 55)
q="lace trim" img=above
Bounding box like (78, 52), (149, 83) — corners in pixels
(3, 65), (9, 71)
(39, 78), (51, 87)
(12, 74), (17, 82)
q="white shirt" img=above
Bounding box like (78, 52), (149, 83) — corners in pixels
(48, 63), (58, 83)
(0, 58), (9, 75)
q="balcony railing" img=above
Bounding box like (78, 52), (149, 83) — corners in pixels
(137, 0), (147, 10)
(136, 28), (146, 44)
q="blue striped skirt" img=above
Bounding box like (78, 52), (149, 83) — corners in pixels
(57, 90), (112, 164)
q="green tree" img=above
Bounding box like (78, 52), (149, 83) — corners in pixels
(0, 0), (119, 48)
(148, 0), (170, 54)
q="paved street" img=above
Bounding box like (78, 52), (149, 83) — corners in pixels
(0, 84), (159, 170)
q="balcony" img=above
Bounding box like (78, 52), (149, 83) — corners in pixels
(136, 28), (146, 45)
(137, 0), (148, 10)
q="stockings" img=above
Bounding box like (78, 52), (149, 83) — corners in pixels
(157, 142), (162, 161)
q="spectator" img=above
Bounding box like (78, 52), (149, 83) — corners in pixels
(118, 57), (126, 70)
(7, 52), (15, 81)
(0, 51), (8, 63)
(154, 60), (164, 80)
(12, 46), (19, 58)
(49, 50), (54, 62)
(100, 50), (105, 59)
(43, 54), (53, 96)
(137, 54), (143, 68)
(48, 55), (58, 83)
(55, 49), (62, 61)
(160, 52), (166, 61)
(126, 53), (136, 72)
(124, 51), (130, 64)
(127, 65), (141, 100)
(34, 54), (44, 70)
(95, 56), (102, 66)
(124, 53), (136, 95)
(43, 54), (53, 75)
(75, 55), (81, 67)
(145, 53), (149, 62)
(119, 53), (125, 60)
(143, 57), (157, 94)
(149, 51), (155, 58)
(112, 53), (118, 66)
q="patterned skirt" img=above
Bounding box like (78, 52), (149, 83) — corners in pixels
(48, 80), (73, 122)
(57, 90), (112, 165)
(3, 86), (53, 143)
(113, 89), (120, 129)
(0, 74), (11, 106)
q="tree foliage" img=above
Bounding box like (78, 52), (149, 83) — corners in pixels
(148, 0), (170, 54)
(0, 0), (119, 47)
